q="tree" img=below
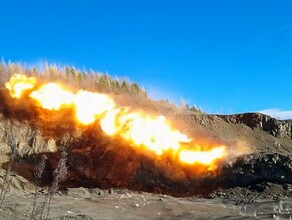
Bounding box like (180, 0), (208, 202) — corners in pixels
(190, 105), (198, 112)
(130, 83), (140, 97)
(98, 74), (111, 92)
(49, 65), (58, 81)
(30, 155), (47, 220)
(111, 79), (121, 94)
(180, 98), (187, 109)
(42, 151), (68, 220)
(121, 80), (130, 94)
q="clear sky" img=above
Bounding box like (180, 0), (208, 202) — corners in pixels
(0, 0), (292, 118)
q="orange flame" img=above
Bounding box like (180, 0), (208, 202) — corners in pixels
(5, 74), (228, 169)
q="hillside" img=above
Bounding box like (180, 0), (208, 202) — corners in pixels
(0, 63), (292, 219)
(1, 86), (292, 194)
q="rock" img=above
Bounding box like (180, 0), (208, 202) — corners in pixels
(220, 153), (292, 188)
(217, 113), (292, 139)
(0, 114), (58, 157)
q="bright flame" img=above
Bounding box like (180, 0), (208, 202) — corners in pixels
(74, 91), (115, 125)
(30, 83), (74, 110)
(100, 109), (121, 135)
(5, 74), (37, 98)
(5, 74), (228, 169)
(116, 114), (191, 155)
(179, 146), (227, 165)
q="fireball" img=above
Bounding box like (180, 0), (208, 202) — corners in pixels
(5, 74), (228, 169)
(5, 74), (37, 98)
(30, 83), (74, 110)
(74, 91), (115, 125)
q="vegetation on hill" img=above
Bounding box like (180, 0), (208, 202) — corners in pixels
(0, 60), (202, 115)
(0, 61), (147, 99)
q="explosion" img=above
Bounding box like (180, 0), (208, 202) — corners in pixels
(5, 74), (228, 169)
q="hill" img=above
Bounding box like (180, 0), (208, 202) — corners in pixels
(0, 62), (292, 219)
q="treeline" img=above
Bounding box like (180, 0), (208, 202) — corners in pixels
(0, 60), (203, 114)
(0, 61), (147, 99)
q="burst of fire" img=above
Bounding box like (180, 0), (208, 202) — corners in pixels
(5, 74), (37, 98)
(5, 74), (228, 168)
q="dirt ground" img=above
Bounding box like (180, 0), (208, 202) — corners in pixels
(0, 172), (291, 220)
(2, 187), (292, 220)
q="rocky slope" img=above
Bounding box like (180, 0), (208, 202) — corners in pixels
(217, 113), (292, 139)
(1, 87), (292, 198)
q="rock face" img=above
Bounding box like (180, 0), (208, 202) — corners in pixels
(0, 89), (82, 158)
(218, 113), (292, 139)
(0, 114), (57, 157)
(11, 133), (220, 196)
(1, 88), (292, 197)
(220, 153), (292, 188)
(11, 148), (292, 197)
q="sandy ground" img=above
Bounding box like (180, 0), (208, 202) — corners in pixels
(1, 187), (292, 220)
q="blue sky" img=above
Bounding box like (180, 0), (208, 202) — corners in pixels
(0, 0), (292, 118)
